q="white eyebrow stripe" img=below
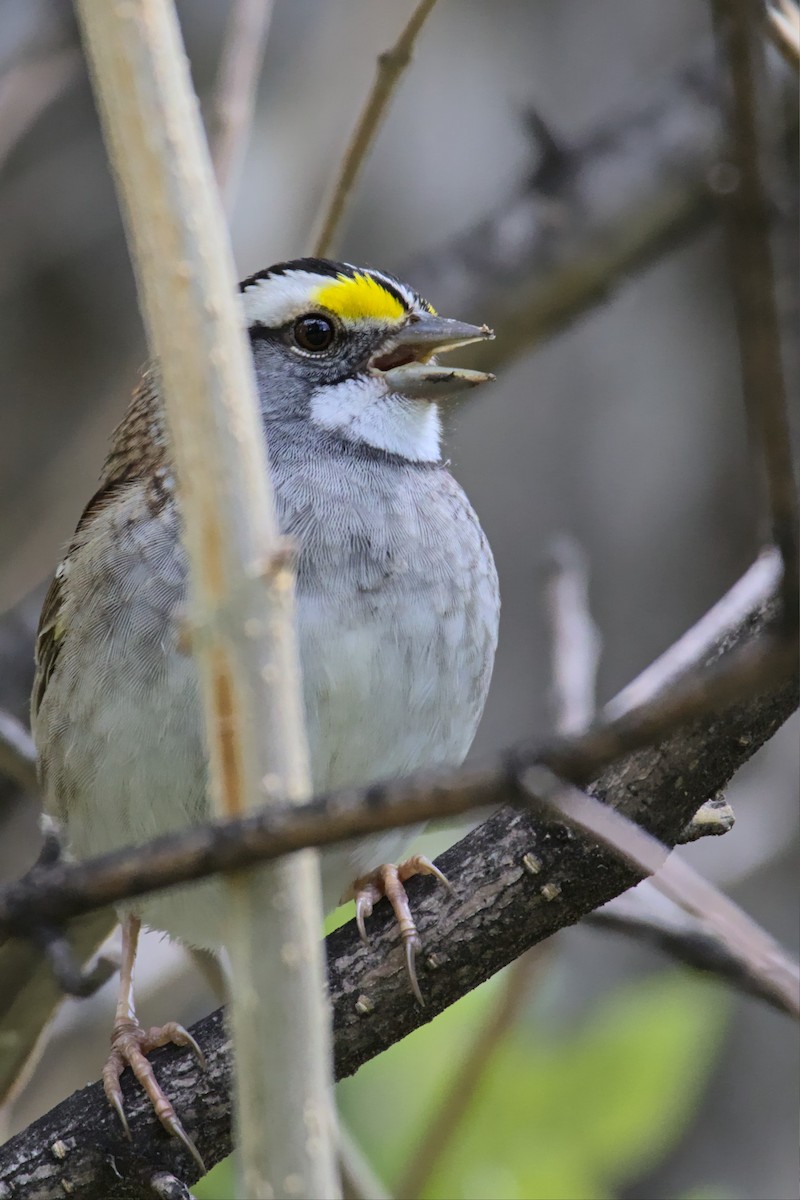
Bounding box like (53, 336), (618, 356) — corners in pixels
(240, 265), (430, 329)
(240, 271), (326, 327)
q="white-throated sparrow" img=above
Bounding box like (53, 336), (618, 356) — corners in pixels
(32, 258), (500, 1161)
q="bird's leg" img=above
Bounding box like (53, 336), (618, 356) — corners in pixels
(102, 913), (206, 1171)
(345, 855), (451, 1005)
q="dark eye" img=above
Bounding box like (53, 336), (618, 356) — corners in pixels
(292, 313), (336, 354)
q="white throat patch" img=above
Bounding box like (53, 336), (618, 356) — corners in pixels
(309, 376), (442, 462)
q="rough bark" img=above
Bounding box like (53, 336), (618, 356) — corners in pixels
(0, 591), (795, 1199)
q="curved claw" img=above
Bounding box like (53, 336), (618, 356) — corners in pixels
(427, 864), (452, 892)
(155, 1022), (207, 1071)
(350, 857), (451, 1004)
(102, 1019), (206, 1170)
(106, 1079), (132, 1141)
(404, 938), (424, 1007)
(163, 1113), (207, 1174)
(355, 895), (374, 945)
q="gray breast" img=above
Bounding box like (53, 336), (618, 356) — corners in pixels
(33, 421), (499, 938)
(269, 424), (500, 792)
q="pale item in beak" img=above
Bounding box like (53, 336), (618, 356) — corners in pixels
(375, 315), (495, 400)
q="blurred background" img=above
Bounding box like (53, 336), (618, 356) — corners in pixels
(0, 2), (797, 1198)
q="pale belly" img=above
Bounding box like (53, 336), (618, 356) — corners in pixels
(35, 461), (498, 950)
(44, 588), (486, 949)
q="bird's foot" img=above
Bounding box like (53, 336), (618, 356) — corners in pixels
(346, 855), (451, 1005)
(102, 1016), (206, 1171)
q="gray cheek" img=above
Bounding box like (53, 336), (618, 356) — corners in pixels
(249, 328), (385, 421)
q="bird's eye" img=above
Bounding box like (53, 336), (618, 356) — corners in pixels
(292, 313), (336, 354)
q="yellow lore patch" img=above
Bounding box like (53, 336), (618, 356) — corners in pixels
(312, 272), (407, 323)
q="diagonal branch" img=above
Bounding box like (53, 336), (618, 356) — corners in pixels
(587, 881), (795, 1014)
(405, 52), (795, 373)
(0, 571), (794, 941)
(0, 558), (796, 1198)
(309, 0), (439, 258)
(0, 710), (36, 793)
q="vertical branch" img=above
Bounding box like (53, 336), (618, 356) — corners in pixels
(395, 539), (600, 1199)
(712, 0), (800, 629)
(209, 0), (275, 210)
(72, 2), (339, 1197)
(544, 535), (602, 736)
(309, 0), (439, 258)
(394, 949), (544, 1200)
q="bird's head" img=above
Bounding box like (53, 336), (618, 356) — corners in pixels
(240, 258), (494, 462)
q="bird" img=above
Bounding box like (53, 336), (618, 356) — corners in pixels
(31, 257), (500, 1164)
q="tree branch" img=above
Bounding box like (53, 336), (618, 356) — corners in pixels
(309, 0), (439, 258)
(587, 881), (794, 1014)
(0, 563), (794, 940)
(405, 52), (795, 373)
(764, 0), (800, 70)
(0, 559), (796, 1198)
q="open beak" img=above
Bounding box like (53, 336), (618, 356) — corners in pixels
(373, 315), (495, 400)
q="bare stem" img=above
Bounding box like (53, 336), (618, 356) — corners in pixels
(309, 0), (439, 257)
(763, 0), (800, 70)
(0, 559), (794, 941)
(544, 535), (601, 736)
(0, 47), (80, 173)
(395, 949), (546, 1200)
(520, 769), (800, 1018)
(588, 882), (794, 1014)
(0, 577), (796, 1195)
(712, 0), (800, 628)
(72, 2), (338, 1196)
(0, 710), (36, 793)
(209, 0), (275, 210)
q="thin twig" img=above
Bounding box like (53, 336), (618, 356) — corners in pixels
(544, 535), (602, 736)
(398, 540), (599, 1199)
(338, 1124), (390, 1200)
(209, 0), (274, 210)
(713, 0), (800, 629)
(309, 0), (439, 257)
(395, 949), (546, 1200)
(0, 909), (118, 1111)
(0, 709), (36, 792)
(0, 585), (796, 1196)
(587, 883), (793, 1013)
(606, 546), (781, 717)
(0, 591), (794, 940)
(764, 0), (800, 69)
(0, 47), (81, 174)
(73, 1), (338, 1195)
(518, 767), (800, 1018)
